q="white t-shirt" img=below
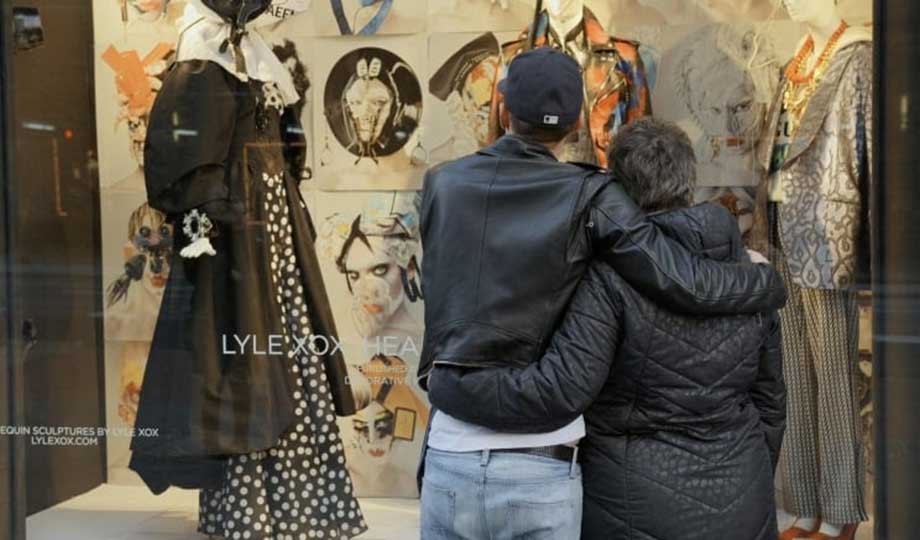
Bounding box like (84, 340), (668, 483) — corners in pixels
(427, 410), (585, 452)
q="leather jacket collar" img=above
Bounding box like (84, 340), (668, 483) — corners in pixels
(477, 134), (560, 163)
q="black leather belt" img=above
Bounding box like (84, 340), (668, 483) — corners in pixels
(493, 445), (580, 464)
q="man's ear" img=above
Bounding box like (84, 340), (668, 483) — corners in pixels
(499, 102), (510, 131)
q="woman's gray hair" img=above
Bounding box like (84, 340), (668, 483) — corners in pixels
(608, 118), (697, 213)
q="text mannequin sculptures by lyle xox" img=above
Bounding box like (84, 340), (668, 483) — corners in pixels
(752, 1), (873, 539)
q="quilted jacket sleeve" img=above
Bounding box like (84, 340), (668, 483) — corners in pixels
(750, 311), (786, 470)
(589, 180), (788, 316)
(428, 264), (623, 433)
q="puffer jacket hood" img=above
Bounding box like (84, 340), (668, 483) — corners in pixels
(649, 202), (747, 264)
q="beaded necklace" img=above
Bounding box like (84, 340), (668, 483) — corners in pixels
(782, 21), (849, 134)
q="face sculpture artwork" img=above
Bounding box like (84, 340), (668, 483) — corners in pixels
(458, 60), (499, 147)
(318, 193), (422, 339)
(324, 47), (423, 164)
(675, 25), (777, 163)
(134, 206), (173, 295)
(353, 400), (396, 458)
(342, 234), (407, 337)
(428, 32), (501, 156)
(350, 354), (426, 460)
(107, 203), (174, 308)
(345, 59), (394, 153)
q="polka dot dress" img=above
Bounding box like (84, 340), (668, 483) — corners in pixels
(198, 171), (368, 540)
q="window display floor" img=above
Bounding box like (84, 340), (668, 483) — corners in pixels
(25, 483), (875, 540)
(26, 484), (421, 540)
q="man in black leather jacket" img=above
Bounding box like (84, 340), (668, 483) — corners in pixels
(417, 48), (786, 540)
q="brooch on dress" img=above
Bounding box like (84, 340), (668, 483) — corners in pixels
(180, 209), (217, 258)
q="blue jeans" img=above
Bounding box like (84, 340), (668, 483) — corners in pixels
(420, 448), (583, 540)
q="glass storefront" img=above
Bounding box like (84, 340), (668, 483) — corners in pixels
(0, 1), (917, 539)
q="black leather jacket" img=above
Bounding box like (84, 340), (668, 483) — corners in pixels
(418, 135), (786, 389)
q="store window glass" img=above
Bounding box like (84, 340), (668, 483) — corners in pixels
(0, 1), (916, 540)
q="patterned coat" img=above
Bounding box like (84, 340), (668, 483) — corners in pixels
(487, 8), (652, 166)
(752, 41), (873, 290)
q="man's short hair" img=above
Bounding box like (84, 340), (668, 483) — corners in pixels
(608, 118), (697, 213)
(509, 115), (576, 145)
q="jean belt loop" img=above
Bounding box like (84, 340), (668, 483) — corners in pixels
(480, 449), (491, 467)
(570, 447), (579, 478)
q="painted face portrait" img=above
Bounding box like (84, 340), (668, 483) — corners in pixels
(324, 47), (422, 163)
(675, 26), (776, 161)
(460, 59), (499, 146)
(353, 401), (395, 458)
(349, 354), (426, 460)
(692, 53), (760, 158)
(125, 114), (149, 165)
(343, 236), (406, 338)
(130, 207), (174, 294)
(107, 203), (174, 308)
(318, 193), (422, 336)
(429, 33), (501, 155)
(345, 72), (394, 146)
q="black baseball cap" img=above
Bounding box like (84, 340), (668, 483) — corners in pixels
(497, 47), (583, 128)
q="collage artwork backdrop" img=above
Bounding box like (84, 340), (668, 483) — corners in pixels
(93, 0), (873, 498)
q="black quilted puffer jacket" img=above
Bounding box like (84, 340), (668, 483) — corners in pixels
(429, 203), (786, 540)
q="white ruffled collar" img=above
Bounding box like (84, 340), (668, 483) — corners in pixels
(177, 0), (299, 105)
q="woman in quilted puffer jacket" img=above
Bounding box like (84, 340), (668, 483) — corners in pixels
(428, 118), (787, 540)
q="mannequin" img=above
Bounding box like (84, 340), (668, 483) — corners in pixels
(130, 1), (367, 538)
(753, 1), (872, 539)
(487, 0), (652, 165)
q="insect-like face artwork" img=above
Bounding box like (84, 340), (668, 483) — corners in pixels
(130, 206), (174, 294)
(325, 47), (422, 164)
(345, 59), (395, 148)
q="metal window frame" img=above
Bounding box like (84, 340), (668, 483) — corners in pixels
(0, 3), (27, 540)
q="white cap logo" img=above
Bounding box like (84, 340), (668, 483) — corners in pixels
(543, 114), (559, 125)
